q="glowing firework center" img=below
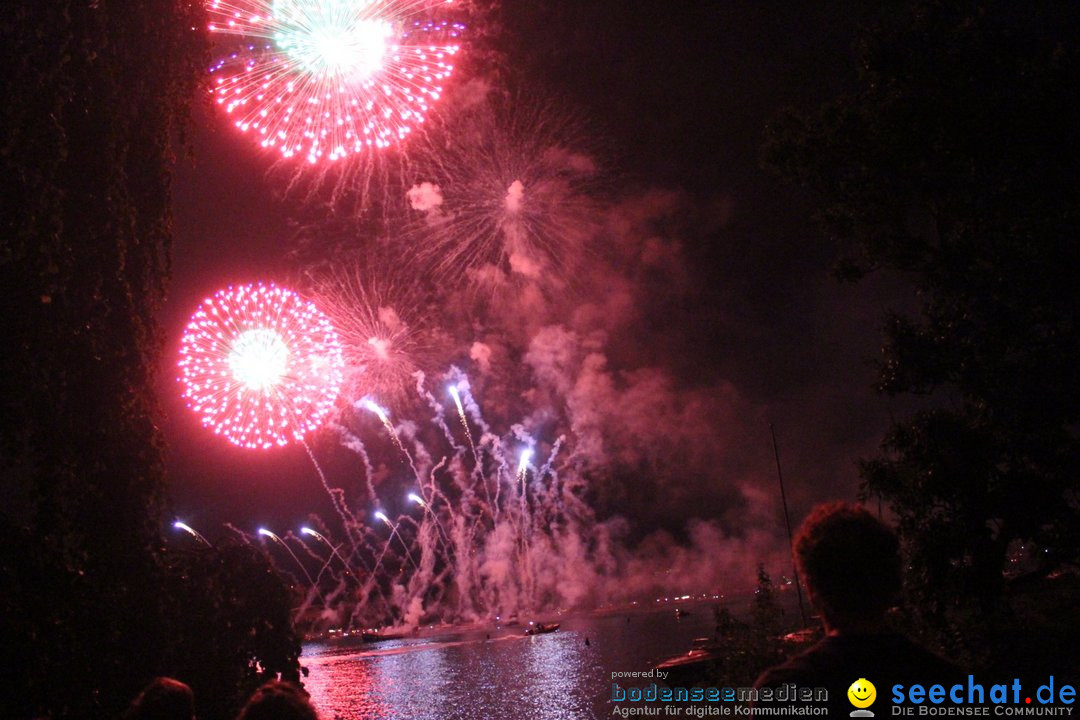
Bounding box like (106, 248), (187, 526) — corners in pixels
(274, 3), (391, 81)
(227, 328), (290, 391)
(179, 283), (344, 449)
(207, 0), (464, 162)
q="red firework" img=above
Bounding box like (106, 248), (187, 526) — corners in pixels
(179, 283), (345, 449)
(207, 0), (463, 163)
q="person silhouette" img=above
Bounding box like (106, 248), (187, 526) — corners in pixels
(754, 503), (961, 716)
(236, 681), (319, 720)
(123, 677), (196, 720)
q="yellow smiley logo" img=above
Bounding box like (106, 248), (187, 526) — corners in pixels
(848, 678), (877, 708)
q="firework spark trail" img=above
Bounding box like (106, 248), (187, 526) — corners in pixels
(360, 397), (406, 454)
(301, 438), (370, 561)
(397, 515), (422, 534)
(402, 428), (456, 554)
(400, 519), (436, 620)
(446, 369), (505, 523)
(258, 528), (325, 608)
(450, 447), (498, 551)
(403, 457), (458, 574)
(514, 436), (537, 551)
(173, 520), (212, 547)
(332, 423), (379, 500)
(416, 373), (496, 529)
(516, 446), (532, 497)
(402, 419), (434, 480)
(309, 546), (338, 589)
(290, 528), (331, 565)
(425, 456), (453, 509)
(418, 374), (489, 530)
(537, 435), (567, 524)
(359, 399), (432, 509)
(367, 528), (400, 587)
(538, 436), (564, 490)
(261, 528), (316, 587)
(325, 516), (403, 599)
(376, 511), (419, 571)
(253, 367), (612, 628)
(515, 447), (537, 605)
(529, 441), (565, 602)
(224, 522), (256, 545)
(448, 383), (478, 460)
(413, 454), (458, 548)
(358, 396), (454, 572)
(450, 382), (497, 523)
(283, 529), (344, 617)
(415, 371), (465, 454)
(301, 526), (358, 588)
(408, 489), (452, 554)
(479, 429), (512, 523)
(457, 380), (509, 523)
(339, 524), (394, 609)
(207, 0), (463, 163)
(276, 528), (357, 610)
(325, 516), (395, 622)
(447, 368), (492, 437)
(331, 419), (408, 595)
(440, 463), (493, 578)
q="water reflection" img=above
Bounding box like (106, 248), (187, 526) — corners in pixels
(518, 632), (592, 719)
(304, 610), (717, 720)
(303, 649), (390, 720)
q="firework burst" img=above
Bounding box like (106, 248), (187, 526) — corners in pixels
(403, 89), (605, 288)
(207, 0), (463, 163)
(179, 282), (344, 449)
(307, 261), (444, 401)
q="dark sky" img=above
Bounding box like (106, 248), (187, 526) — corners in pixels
(160, 1), (908, 546)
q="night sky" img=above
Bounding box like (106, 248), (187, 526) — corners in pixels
(160, 1), (909, 560)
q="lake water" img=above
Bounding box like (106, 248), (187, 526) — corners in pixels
(302, 606), (728, 720)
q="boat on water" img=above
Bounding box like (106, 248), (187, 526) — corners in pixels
(654, 638), (725, 686)
(361, 630), (412, 642)
(524, 622), (560, 635)
(654, 627), (821, 686)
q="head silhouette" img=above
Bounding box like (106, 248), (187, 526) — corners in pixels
(236, 681), (319, 720)
(794, 502), (901, 631)
(124, 677), (195, 720)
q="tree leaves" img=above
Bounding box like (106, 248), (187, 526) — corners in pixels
(765, 0), (1080, 665)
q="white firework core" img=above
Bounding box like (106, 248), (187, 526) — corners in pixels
(277, 8), (390, 80)
(228, 328), (290, 391)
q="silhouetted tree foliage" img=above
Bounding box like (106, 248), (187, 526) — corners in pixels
(0, 2), (302, 717)
(159, 540), (305, 720)
(764, 0), (1080, 666)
